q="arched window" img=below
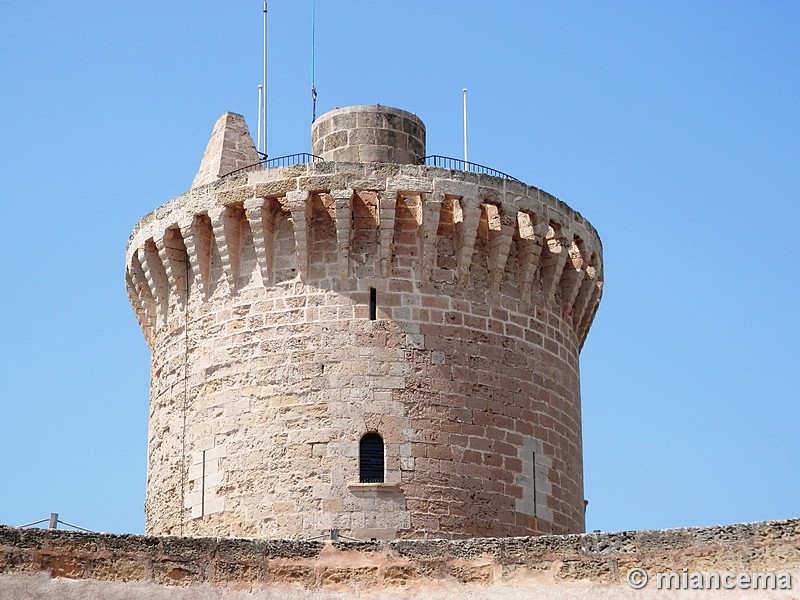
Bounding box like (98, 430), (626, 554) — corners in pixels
(359, 433), (384, 483)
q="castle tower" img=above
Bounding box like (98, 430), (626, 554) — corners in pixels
(126, 105), (603, 540)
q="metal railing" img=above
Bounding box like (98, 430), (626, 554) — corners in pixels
(424, 155), (519, 181)
(19, 512), (94, 533)
(223, 153), (518, 181)
(225, 153), (324, 178)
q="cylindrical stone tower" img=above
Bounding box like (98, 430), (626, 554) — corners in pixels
(126, 105), (603, 541)
(311, 105), (426, 165)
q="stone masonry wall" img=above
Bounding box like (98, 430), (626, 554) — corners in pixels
(126, 161), (603, 541)
(312, 106), (426, 165)
(192, 113), (261, 188)
(1, 519), (798, 599)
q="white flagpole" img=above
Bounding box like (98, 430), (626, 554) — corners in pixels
(257, 84), (263, 156)
(311, 0), (317, 122)
(262, 0), (268, 157)
(462, 88), (468, 164)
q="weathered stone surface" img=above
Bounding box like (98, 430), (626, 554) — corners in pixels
(312, 106), (426, 165)
(127, 108), (605, 542)
(192, 113), (260, 189)
(90, 557), (149, 582)
(1, 521), (798, 597)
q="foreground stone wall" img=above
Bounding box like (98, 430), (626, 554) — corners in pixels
(126, 158), (603, 540)
(1, 519), (798, 598)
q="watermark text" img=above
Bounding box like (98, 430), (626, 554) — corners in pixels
(627, 567), (792, 591)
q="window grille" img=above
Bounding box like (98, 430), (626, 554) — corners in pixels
(359, 433), (384, 483)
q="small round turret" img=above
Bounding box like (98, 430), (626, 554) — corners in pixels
(311, 105), (425, 164)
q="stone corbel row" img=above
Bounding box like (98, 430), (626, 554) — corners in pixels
(421, 180), (602, 345)
(126, 179), (602, 347)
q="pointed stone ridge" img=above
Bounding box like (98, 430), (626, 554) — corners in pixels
(192, 112), (260, 189)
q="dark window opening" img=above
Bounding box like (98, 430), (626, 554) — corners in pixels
(359, 432), (384, 483)
(369, 287), (377, 320)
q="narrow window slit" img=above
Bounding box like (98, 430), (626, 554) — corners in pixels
(369, 287), (377, 320)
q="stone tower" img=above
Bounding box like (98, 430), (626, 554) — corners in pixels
(126, 105), (603, 540)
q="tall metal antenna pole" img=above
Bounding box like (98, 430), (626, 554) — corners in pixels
(311, 0), (317, 123)
(262, 0), (268, 157)
(257, 84), (263, 156)
(462, 88), (468, 163)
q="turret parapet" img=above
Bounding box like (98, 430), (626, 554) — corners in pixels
(127, 161), (602, 349)
(312, 105), (426, 165)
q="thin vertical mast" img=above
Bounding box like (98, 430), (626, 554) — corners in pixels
(311, 0), (317, 123)
(462, 88), (468, 163)
(257, 84), (263, 157)
(262, 0), (268, 157)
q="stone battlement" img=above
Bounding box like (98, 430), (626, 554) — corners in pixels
(126, 161), (602, 351)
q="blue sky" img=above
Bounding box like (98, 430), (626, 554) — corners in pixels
(1, 1), (798, 536)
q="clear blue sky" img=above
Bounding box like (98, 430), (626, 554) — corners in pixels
(1, 1), (798, 536)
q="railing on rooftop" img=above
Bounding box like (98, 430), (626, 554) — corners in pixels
(424, 155), (519, 181)
(223, 152), (519, 182)
(225, 153), (324, 178)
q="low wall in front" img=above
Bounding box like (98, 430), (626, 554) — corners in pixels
(0, 518), (798, 598)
